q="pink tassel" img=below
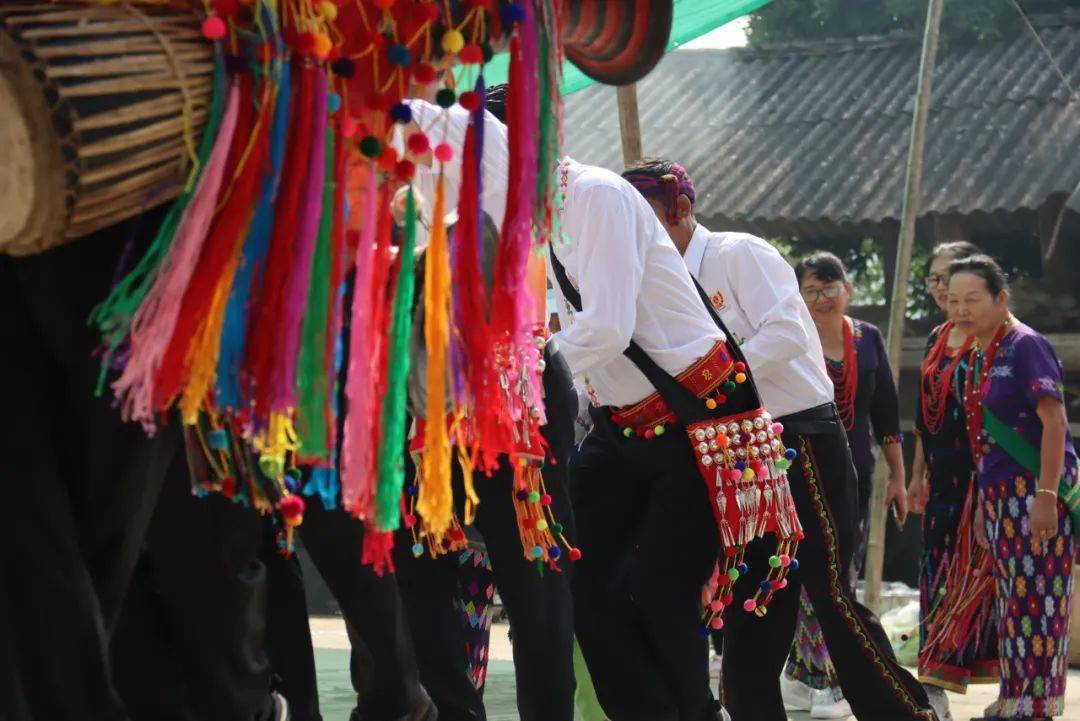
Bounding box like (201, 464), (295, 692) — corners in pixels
(112, 81), (242, 430)
(340, 166), (379, 516)
(271, 69), (329, 411)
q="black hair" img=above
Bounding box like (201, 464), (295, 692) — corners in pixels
(485, 83), (508, 123)
(622, 156), (680, 180)
(932, 240), (980, 263)
(795, 250), (847, 286)
(947, 254), (1008, 296)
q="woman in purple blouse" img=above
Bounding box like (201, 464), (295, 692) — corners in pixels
(949, 255), (1075, 719)
(780, 251), (908, 717)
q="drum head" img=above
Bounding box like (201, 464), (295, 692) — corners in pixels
(0, 29), (66, 256)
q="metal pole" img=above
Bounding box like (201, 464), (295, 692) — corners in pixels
(866, 0), (946, 614)
(617, 83), (643, 166)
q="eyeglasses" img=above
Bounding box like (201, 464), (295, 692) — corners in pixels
(800, 284), (844, 303)
(925, 273), (948, 289)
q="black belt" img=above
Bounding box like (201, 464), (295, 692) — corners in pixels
(777, 402), (842, 437)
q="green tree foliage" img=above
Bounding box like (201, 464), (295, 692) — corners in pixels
(747, 0), (1080, 47)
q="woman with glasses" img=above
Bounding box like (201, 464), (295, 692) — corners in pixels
(780, 251), (908, 718)
(908, 242), (998, 721)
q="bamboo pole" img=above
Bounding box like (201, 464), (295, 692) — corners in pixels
(866, 0), (946, 614)
(617, 83), (643, 166)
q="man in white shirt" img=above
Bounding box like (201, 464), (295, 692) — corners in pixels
(550, 156), (794, 721)
(623, 158), (936, 721)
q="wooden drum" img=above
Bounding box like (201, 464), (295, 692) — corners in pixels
(0, 2), (212, 256)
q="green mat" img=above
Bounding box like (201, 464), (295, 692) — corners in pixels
(315, 650), (525, 720)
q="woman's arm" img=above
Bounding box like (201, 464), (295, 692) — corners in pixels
(1031, 396), (1067, 542)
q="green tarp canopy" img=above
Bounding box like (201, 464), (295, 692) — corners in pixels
(465, 0), (771, 95)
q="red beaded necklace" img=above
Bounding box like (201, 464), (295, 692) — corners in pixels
(962, 320), (1010, 463)
(920, 321), (973, 435)
(827, 316), (859, 431)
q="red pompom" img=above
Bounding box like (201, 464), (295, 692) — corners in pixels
(424, 2), (441, 22)
(278, 494), (306, 520)
(413, 63), (437, 85)
(341, 116), (358, 138)
(377, 146), (399, 172)
(373, 0), (396, 9)
(457, 90), (481, 112)
(734, 362), (746, 372)
(394, 159), (416, 181)
(201, 16), (227, 40)
(568, 548), (583, 562)
(721, 592), (734, 605)
(539, 493), (552, 507)
(459, 43), (483, 64)
(406, 132), (431, 155)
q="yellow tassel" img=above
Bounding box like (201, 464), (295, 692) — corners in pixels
(417, 175), (454, 537)
(179, 257), (241, 424)
(452, 412), (479, 524)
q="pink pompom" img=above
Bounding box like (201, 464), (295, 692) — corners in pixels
(711, 616), (724, 630)
(433, 142), (454, 163)
(779, 554), (791, 567)
(743, 599), (757, 612)
(709, 600), (724, 613)
(202, 16), (227, 40)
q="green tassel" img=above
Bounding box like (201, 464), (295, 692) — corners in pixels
(535, 3), (560, 215)
(295, 128), (336, 460)
(90, 53), (228, 395)
(374, 188), (418, 530)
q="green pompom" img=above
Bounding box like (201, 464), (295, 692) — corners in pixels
(435, 88), (457, 108)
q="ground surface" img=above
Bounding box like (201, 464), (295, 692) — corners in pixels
(310, 616), (1080, 720)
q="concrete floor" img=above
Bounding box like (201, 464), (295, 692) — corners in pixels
(310, 617), (1080, 721)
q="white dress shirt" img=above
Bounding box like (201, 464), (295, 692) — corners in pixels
(683, 224), (833, 418)
(550, 158), (724, 408)
(403, 99), (509, 231)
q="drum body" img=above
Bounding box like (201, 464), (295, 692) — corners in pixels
(0, 2), (212, 256)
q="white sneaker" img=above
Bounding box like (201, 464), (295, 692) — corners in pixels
(923, 684), (953, 721)
(780, 674), (813, 712)
(810, 690), (852, 719)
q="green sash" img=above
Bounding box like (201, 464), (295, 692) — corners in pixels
(982, 406), (1080, 530)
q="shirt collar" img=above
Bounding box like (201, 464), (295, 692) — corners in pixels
(683, 223), (712, 277)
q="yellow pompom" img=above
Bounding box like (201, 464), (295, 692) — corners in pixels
(735, 372), (747, 384)
(705, 398), (718, 410)
(441, 29), (465, 54)
(318, 1), (338, 20)
(536, 519), (549, 532)
(742, 468), (756, 481)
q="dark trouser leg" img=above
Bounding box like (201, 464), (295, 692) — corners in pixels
(572, 415), (719, 721)
(470, 346), (578, 721)
(2, 214), (175, 721)
(301, 499), (423, 720)
(265, 529), (322, 721)
(396, 538), (486, 721)
(115, 459), (275, 721)
(721, 530), (803, 721)
(725, 426), (934, 721)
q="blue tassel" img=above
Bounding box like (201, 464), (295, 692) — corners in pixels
(215, 56), (293, 408)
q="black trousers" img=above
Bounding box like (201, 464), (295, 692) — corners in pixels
(111, 457), (283, 721)
(300, 498), (425, 721)
(395, 345), (578, 721)
(1, 215), (176, 721)
(721, 409), (934, 721)
(570, 406), (722, 721)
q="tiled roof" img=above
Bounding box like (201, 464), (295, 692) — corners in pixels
(563, 13), (1080, 236)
